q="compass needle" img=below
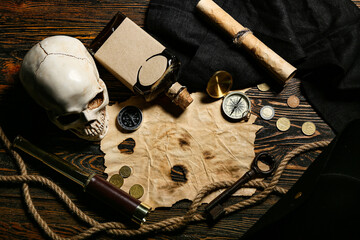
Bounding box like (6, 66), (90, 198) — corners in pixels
(130, 117), (136, 126)
(236, 97), (241, 105)
(230, 106), (236, 116)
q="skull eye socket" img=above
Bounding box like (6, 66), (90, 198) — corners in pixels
(57, 113), (81, 125)
(88, 91), (104, 110)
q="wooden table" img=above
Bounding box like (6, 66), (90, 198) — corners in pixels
(0, 0), (358, 239)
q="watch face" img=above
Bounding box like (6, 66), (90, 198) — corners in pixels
(222, 91), (251, 120)
(117, 106), (143, 131)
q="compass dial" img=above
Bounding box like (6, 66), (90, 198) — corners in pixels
(117, 106), (143, 131)
(222, 91), (251, 120)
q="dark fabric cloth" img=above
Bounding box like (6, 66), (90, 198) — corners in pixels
(240, 119), (360, 240)
(146, 0), (360, 134)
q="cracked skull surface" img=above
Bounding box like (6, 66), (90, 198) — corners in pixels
(20, 35), (109, 141)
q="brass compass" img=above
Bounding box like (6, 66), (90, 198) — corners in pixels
(206, 71), (233, 98)
(222, 91), (251, 120)
(206, 71), (251, 121)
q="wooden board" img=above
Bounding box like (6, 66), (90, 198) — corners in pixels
(1, 0), (358, 239)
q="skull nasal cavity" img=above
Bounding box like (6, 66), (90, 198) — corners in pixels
(88, 92), (104, 110)
(57, 113), (81, 125)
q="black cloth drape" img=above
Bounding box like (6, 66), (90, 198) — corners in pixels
(146, 0), (360, 134)
(241, 119), (360, 239)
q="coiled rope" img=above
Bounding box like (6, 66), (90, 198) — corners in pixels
(0, 125), (330, 239)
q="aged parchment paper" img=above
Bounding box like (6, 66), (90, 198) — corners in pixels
(101, 92), (262, 208)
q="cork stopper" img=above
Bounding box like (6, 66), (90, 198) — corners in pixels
(166, 82), (193, 110)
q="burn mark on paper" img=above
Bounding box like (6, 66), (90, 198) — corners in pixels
(227, 165), (242, 177)
(118, 138), (136, 154)
(202, 150), (215, 160)
(170, 165), (188, 183)
(178, 133), (191, 149)
(178, 138), (190, 148)
(214, 165), (242, 177)
(159, 181), (184, 194)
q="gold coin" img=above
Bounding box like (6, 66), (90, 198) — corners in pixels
(257, 83), (270, 92)
(206, 71), (233, 98)
(109, 174), (124, 188)
(129, 184), (144, 199)
(276, 117), (291, 131)
(119, 166), (132, 178)
(287, 95), (300, 108)
(302, 121), (316, 136)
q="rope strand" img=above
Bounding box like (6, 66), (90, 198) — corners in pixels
(0, 125), (330, 239)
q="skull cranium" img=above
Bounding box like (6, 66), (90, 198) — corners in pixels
(20, 35), (109, 141)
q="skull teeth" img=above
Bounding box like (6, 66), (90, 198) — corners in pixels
(71, 107), (108, 140)
(81, 109), (106, 137)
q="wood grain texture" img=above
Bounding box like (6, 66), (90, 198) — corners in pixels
(0, 0), (358, 239)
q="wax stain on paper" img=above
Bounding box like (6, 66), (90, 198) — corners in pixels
(101, 92), (262, 208)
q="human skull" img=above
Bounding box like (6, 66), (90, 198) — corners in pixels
(20, 35), (109, 141)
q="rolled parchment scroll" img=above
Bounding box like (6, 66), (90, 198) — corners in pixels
(196, 0), (297, 86)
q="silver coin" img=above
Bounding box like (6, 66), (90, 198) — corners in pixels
(260, 105), (275, 120)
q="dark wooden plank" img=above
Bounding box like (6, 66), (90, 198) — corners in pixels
(0, 0), (357, 239)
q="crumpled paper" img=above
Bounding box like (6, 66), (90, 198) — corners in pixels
(101, 92), (262, 208)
